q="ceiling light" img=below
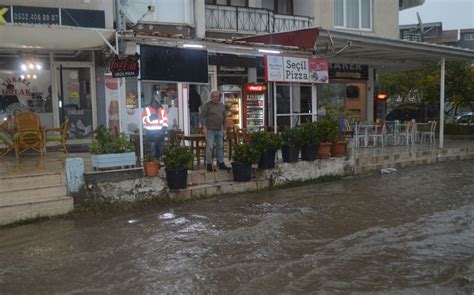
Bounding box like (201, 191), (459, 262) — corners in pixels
(36, 64), (42, 70)
(27, 74), (31, 79)
(20, 75), (25, 79)
(28, 63), (34, 69)
(21, 64), (27, 71)
(258, 49), (281, 54)
(183, 44), (204, 49)
(33, 75), (37, 79)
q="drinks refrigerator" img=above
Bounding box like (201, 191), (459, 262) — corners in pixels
(243, 83), (266, 131)
(220, 85), (242, 128)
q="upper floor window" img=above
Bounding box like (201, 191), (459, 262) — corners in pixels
(205, 0), (248, 6)
(334, 0), (372, 30)
(464, 33), (474, 41)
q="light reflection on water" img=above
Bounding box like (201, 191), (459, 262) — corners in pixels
(0, 160), (473, 293)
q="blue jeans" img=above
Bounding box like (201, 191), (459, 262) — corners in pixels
(206, 129), (224, 165)
(190, 112), (199, 134)
(147, 129), (166, 159)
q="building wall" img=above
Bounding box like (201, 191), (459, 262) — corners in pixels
(313, 0), (399, 39)
(0, 0), (114, 29)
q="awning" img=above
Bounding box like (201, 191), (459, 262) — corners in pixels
(236, 28), (319, 50)
(0, 24), (115, 50)
(316, 29), (474, 70)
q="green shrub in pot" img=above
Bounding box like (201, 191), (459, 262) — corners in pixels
(250, 131), (282, 169)
(231, 143), (260, 181)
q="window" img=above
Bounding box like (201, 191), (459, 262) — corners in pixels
(205, 0), (248, 6)
(334, 0), (372, 30)
(464, 33), (474, 41)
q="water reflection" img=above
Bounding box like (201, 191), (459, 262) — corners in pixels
(0, 160), (473, 293)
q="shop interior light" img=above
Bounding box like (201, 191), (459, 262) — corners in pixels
(36, 64), (42, 70)
(21, 64), (27, 71)
(183, 43), (204, 49)
(20, 75), (25, 80)
(28, 63), (34, 69)
(258, 49), (281, 54)
(26, 74), (31, 79)
(33, 75), (37, 79)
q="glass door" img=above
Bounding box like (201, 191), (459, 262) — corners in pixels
(54, 63), (96, 141)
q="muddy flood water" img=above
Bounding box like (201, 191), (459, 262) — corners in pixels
(1, 160), (474, 294)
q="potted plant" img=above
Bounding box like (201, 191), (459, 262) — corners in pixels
(250, 131), (282, 169)
(331, 132), (347, 157)
(231, 143), (260, 182)
(163, 146), (194, 189)
(300, 121), (319, 161)
(315, 118), (339, 159)
(143, 153), (160, 176)
(90, 126), (136, 169)
(280, 126), (304, 163)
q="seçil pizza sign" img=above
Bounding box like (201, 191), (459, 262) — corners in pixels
(109, 53), (140, 78)
(264, 54), (329, 84)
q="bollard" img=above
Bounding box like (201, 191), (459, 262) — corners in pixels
(66, 158), (85, 194)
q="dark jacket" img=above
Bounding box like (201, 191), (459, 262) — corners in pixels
(189, 89), (201, 113)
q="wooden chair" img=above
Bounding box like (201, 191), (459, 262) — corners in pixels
(43, 120), (69, 154)
(226, 127), (237, 159)
(14, 111), (44, 159)
(235, 128), (251, 144)
(0, 115), (15, 157)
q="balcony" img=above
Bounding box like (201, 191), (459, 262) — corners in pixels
(205, 5), (313, 34)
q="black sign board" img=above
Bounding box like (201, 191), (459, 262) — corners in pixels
(12, 6), (60, 25)
(329, 64), (369, 80)
(140, 45), (209, 83)
(110, 54), (140, 78)
(0, 5), (105, 28)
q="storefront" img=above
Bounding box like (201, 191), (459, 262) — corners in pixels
(0, 4), (114, 142)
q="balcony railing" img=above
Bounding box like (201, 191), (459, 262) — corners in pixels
(205, 5), (313, 34)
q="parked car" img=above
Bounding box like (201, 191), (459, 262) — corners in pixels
(455, 112), (473, 127)
(385, 104), (435, 122)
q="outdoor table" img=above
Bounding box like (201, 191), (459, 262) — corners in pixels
(183, 134), (206, 166)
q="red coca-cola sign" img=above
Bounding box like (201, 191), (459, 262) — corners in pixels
(109, 53), (140, 78)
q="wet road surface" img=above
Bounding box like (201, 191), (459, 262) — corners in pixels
(1, 160), (473, 294)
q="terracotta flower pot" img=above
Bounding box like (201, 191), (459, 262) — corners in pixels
(144, 161), (160, 176)
(330, 141), (346, 157)
(317, 142), (332, 159)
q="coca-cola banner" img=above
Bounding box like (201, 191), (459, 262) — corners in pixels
(109, 53), (140, 78)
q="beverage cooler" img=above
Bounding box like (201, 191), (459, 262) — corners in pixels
(220, 85), (242, 128)
(243, 83), (266, 131)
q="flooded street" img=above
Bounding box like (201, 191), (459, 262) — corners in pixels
(1, 160), (473, 294)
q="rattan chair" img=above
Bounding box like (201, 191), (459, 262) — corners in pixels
(14, 111), (44, 158)
(0, 115), (15, 157)
(43, 119), (69, 154)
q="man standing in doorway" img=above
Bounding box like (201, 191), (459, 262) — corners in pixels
(200, 90), (230, 172)
(188, 85), (201, 134)
(141, 97), (168, 160)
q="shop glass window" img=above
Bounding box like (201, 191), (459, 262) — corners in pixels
(334, 0), (372, 30)
(319, 83), (346, 118)
(464, 33), (474, 41)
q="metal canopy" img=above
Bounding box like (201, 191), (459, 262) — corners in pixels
(316, 29), (474, 70)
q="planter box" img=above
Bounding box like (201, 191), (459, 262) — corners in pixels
(91, 152), (136, 169)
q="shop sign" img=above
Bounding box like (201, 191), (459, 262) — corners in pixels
(109, 54), (140, 78)
(265, 54), (329, 84)
(0, 5), (105, 28)
(329, 64), (369, 80)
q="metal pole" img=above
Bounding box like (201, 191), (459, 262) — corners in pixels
(439, 57), (445, 149)
(137, 44), (144, 164)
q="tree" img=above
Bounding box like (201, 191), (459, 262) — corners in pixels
(378, 61), (474, 114)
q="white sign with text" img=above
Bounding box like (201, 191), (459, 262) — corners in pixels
(265, 54), (328, 84)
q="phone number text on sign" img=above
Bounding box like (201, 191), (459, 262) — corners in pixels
(12, 7), (60, 25)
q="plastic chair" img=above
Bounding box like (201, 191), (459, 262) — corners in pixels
(0, 115), (15, 157)
(421, 120), (437, 144)
(367, 123), (386, 147)
(43, 120), (69, 154)
(14, 111), (44, 158)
